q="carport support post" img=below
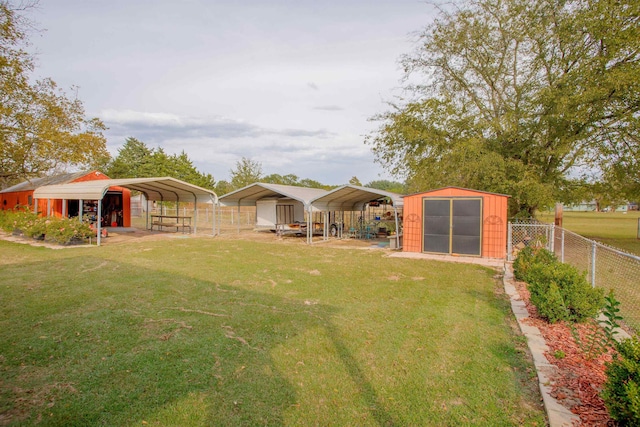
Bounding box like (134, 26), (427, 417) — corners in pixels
(323, 211), (328, 241)
(62, 199), (67, 218)
(79, 199), (83, 222)
(145, 197), (149, 230)
(393, 206), (400, 249)
(97, 199), (102, 246)
(193, 202), (198, 234)
(307, 206), (312, 244)
(237, 205), (241, 234)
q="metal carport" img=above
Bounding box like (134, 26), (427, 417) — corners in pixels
(218, 183), (328, 238)
(309, 185), (404, 247)
(32, 177), (218, 246)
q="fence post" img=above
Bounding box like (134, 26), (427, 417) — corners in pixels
(591, 241), (597, 288)
(560, 229), (565, 263)
(549, 225), (555, 253)
(507, 221), (513, 261)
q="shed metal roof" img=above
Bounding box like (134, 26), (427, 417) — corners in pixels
(403, 186), (511, 198)
(32, 177), (218, 204)
(0, 171), (96, 193)
(310, 185), (404, 211)
(218, 183), (328, 207)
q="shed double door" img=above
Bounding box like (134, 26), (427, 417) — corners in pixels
(422, 198), (482, 256)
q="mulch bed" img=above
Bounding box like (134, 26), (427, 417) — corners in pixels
(514, 280), (616, 426)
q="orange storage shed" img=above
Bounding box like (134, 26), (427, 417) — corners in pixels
(402, 187), (510, 259)
(0, 171), (131, 227)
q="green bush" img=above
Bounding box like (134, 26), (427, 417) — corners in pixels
(514, 248), (604, 323)
(0, 209), (93, 244)
(513, 247), (535, 280)
(44, 217), (94, 244)
(602, 337), (640, 425)
(513, 247), (557, 282)
(533, 281), (568, 323)
(0, 207), (38, 233)
(527, 262), (604, 323)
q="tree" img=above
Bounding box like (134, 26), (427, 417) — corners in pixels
(106, 138), (215, 189)
(0, 1), (109, 188)
(365, 179), (407, 194)
(348, 176), (362, 186)
(214, 180), (232, 195)
(367, 0), (640, 216)
(262, 173), (300, 186)
(105, 137), (153, 178)
(229, 157), (263, 190)
(298, 178), (332, 190)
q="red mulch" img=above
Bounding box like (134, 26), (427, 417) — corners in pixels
(514, 280), (616, 426)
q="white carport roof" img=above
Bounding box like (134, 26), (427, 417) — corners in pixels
(218, 183), (328, 207)
(32, 177), (218, 204)
(309, 185), (404, 211)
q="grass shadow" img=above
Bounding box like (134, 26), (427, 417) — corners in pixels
(0, 255), (335, 426)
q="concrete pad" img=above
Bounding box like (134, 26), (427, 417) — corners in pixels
(388, 251), (505, 269)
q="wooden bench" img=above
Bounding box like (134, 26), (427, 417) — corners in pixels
(150, 215), (192, 233)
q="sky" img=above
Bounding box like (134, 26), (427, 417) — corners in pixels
(27, 0), (435, 186)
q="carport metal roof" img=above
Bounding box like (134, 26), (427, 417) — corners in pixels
(32, 177), (218, 246)
(218, 183), (328, 207)
(32, 177), (218, 204)
(309, 185), (404, 211)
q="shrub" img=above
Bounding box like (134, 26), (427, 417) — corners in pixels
(0, 209), (93, 244)
(524, 256), (604, 323)
(513, 247), (556, 282)
(602, 337), (640, 425)
(0, 206), (38, 233)
(532, 280), (568, 323)
(44, 217), (94, 244)
(22, 216), (48, 239)
(513, 246), (535, 280)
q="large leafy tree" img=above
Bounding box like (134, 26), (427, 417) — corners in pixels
(0, 1), (109, 188)
(367, 0), (640, 216)
(105, 137), (215, 189)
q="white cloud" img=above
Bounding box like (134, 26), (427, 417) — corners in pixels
(28, 0), (435, 185)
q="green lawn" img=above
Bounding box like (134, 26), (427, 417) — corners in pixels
(537, 210), (640, 255)
(0, 236), (545, 426)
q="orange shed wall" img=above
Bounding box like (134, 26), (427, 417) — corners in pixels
(0, 191), (34, 211)
(72, 171), (110, 183)
(402, 188), (509, 258)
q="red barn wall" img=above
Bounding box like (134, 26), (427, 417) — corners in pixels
(402, 187), (509, 258)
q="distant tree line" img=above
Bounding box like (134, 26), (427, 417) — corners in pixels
(106, 141), (407, 196)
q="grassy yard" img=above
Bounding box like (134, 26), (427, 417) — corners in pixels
(537, 210), (640, 255)
(0, 235), (545, 426)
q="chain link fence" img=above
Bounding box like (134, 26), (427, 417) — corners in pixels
(508, 219), (640, 334)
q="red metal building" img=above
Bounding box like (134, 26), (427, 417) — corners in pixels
(0, 171), (131, 227)
(402, 187), (510, 258)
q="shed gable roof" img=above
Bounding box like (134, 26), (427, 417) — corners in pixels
(0, 171), (99, 193)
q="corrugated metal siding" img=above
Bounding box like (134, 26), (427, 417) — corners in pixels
(402, 187), (509, 258)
